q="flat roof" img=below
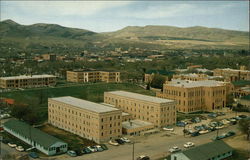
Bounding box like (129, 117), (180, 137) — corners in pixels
(105, 91), (174, 103)
(122, 119), (153, 129)
(50, 96), (120, 113)
(122, 112), (130, 116)
(0, 74), (56, 80)
(166, 79), (225, 88)
(215, 68), (250, 73)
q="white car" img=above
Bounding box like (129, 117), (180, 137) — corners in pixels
(8, 142), (17, 148)
(169, 146), (181, 153)
(184, 142), (195, 148)
(199, 130), (209, 134)
(16, 146), (24, 152)
(109, 140), (119, 146)
(163, 126), (174, 131)
(87, 146), (97, 152)
(121, 137), (131, 143)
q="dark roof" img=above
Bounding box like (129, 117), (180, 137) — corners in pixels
(232, 80), (250, 87)
(241, 95), (250, 100)
(182, 140), (233, 160)
(4, 119), (66, 148)
(145, 70), (175, 76)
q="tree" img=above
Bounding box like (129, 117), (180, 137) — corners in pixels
(150, 74), (166, 89)
(238, 119), (250, 140)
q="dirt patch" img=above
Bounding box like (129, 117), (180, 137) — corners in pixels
(224, 133), (250, 151)
(38, 124), (96, 150)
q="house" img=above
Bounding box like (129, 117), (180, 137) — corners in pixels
(3, 119), (67, 156)
(171, 140), (233, 160)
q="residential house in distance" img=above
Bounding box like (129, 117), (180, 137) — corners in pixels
(0, 75), (56, 89)
(3, 119), (67, 156)
(144, 70), (175, 83)
(41, 53), (57, 61)
(104, 91), (176, 128)
(48, 96), (122, 143)
(213, 66), (250, 82)
(66, 70), (120, 83)
(157, 79), (227, 113)
(170, 140), (233, 160)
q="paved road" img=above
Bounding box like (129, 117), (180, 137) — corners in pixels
(56, 124), (239, 160)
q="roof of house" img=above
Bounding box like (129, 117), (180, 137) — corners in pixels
(166, 79), (225, 88)
(241, 95), (250, 100)
(181, 140), (233, 160)
(105, 91), (174, 103)
(145, 70), (175, 76)
(3, 119), (66, 148)
(0, 75), (56, 80)
(232, 80), (250, 87)
(50, 96), (120, 113)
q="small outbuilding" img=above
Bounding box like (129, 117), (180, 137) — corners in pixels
(171, 140), (233, 160)
(3, 119), (67, 156)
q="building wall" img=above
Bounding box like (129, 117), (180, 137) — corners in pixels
(172, 74), (208, 81)
(104, 92), (176, 127)
(238, 99), (250, 109)
(0, 76), (56, 89)
(158, 83), (226, 113)
(213, 69), (250, 82)
(48, 99), (122, 143)
(66, 71), (120, 83)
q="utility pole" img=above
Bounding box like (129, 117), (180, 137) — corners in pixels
(216, 128), (219, 138)
(132, 142), (135, 160)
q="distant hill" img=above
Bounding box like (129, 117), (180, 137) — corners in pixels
(0, 19), (249, 56)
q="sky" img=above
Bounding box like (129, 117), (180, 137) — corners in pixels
(0, 1), (249, 32)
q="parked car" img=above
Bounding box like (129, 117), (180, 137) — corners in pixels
(82, 147), (92, 154)
(137, 155), (150, 160)
(183, 129), (194, 135)
(87, 146), (97, 152)
(121, 137), (131, 143)
(29, 152), (39, 159)
(191, 117), (201, 123)
(191, 131), (200, 137)
(115, 138), (125, 144)
(100, 144), (108, 150)
(199, 130), (209, 134)
(176, 121), (186, 127)
(1, 139), (9, 144)
(239, 115), (247, 119)
(163, 125), (174, 131)
(8, 142), (17, 148)
(16, 146), (24, 152)
(96, 145), (104, 152)
(169, 146), (181, 153)
(184, 142), (195, 148)
(235, 116), (242, 120)
(67, 150), (77, 157)
(225, 131), (236, 137)
(109, 140), (119, 146)
(208, 113), (217, 118)
(75, 149), (83, 156)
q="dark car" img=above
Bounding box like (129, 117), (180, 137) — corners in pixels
(75, 149), (83, 156)
(191, 131), (200, 137)
(100, 144), (108, 150)
(226, 131), (236, 137)
(239, 115), (247, 119)
(176, 121), (186, 127)
(208, 113), (217, 118)
(115, 138), (125, 144)
(82, 147), (92, 154)
(29, 152), (39, 159)
(137, 155), (150, 160)
(1, 138), (9, 144)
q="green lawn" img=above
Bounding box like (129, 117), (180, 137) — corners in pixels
(1, 82), (154, 123)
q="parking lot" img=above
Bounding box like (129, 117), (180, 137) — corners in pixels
(1, 109), (249, 160)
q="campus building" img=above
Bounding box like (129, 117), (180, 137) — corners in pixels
(157, 79), (227, 113)
(213, 67), (250, 82)
(104, 91), (176, 127)
(66, 70), (120, 83)
(4, 119), (67, 156)
(171, 140), (233, 160)
(0, 75), (56, 89)
(48, 96), (122, 143)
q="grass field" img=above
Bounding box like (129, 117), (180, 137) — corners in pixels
(1, 82), (154, 123)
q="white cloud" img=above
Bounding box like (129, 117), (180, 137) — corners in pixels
(1, 1), (132, 17)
